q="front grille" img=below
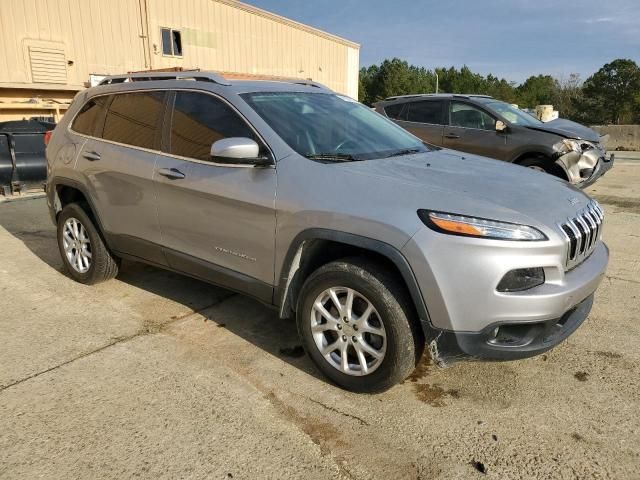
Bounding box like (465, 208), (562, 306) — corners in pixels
(560, 200), (603, 270)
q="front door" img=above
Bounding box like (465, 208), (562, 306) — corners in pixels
(154, 90), (277, 302)
(442, 101), (509, 160)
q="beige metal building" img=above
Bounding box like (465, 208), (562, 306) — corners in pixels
(0, 0), (360, 122)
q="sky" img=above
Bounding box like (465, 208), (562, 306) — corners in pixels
(245, 0), (640, 84)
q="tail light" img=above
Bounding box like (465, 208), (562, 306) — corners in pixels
(44, 130), (53, 146)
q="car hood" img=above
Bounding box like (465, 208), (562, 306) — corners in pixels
(524, 118), (601, 142)
(335, 149), (592, 232)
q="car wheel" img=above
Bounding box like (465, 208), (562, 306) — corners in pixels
(519, 157), (568, 181)
(57, 203), (119, 284)
(297, 258), (423, 393)
(519, 157), (549, 173)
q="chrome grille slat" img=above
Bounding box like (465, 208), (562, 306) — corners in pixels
(582, 212), (595, 250)
(585, 210), (598, 249)
(559, 200), (603, 271)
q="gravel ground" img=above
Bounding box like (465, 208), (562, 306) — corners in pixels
(0, 165), (638, 479)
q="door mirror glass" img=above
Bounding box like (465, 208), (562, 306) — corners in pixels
(210, 137), (270, 165)
(495, 120), (507, 132)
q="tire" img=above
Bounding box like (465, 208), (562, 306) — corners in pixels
(518, 157), (549, 173)
(296, 257), (423, 393)
(57, 203), (119, 285)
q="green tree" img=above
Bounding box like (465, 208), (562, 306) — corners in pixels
(516, 75), (556, 108)
(551, 74), (583, 122)
(581, 59), (640, 124)
(363, 58), (436, 104)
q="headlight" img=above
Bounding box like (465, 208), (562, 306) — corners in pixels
(554, 139), (583, 154)
(418, 210), (547, 241)
(553, 139), (598, 155)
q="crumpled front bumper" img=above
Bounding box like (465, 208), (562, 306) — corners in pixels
(555, 148), (615, 189)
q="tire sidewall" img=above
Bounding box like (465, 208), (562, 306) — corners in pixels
(57, 204), (100, 283)
(297, 263), (416, 392)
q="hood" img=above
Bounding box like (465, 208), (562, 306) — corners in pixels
(335, 149), (592, 232)
(524, 118), (601, 142)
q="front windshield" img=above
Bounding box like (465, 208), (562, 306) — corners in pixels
(241, 92), (430, 161)
(484, 101), (543, 127)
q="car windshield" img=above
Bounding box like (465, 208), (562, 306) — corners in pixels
(484, 100), (544, 127)
(241, 92), (430, 161)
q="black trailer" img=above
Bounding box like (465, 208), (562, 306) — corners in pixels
(0, 120), (54, 196)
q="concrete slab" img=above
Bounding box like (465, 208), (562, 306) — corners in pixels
(1, 167), (639, 479)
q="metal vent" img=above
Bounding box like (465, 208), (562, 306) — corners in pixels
(29, 46), (67, 84)
(560, 201), (603, 270)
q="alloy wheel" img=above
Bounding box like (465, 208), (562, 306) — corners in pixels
(62, 217), (92, 273)
(310, 286), (386, 376)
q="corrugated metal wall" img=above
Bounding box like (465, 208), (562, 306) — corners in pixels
(0, 0), (359, 98)
(0, 0), (148, 87)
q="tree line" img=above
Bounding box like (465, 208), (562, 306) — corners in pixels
(359, 58), (640, 125)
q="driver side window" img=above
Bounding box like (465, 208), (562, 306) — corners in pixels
(450, 102), (496, 131)
(169, 91), (259, 161)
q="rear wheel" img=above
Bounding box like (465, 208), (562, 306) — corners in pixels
(297, 258), (422, 393)
(57, 203), (119, 284)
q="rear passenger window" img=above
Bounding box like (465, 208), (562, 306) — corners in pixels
(407, 101), (444, 124)
(384, 103), (405, 120)
(170, 91), (257, 161)
(102, 92), (165, 149)
(71, 96), (109, 136)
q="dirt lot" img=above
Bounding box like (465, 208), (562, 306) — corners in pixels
(1, 163), (639, 479)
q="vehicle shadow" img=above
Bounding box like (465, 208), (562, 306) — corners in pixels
(0, 197), (324, 382)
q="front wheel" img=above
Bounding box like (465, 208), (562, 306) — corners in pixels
(518, 157), (566, 180)
(297, 258), (423, 393)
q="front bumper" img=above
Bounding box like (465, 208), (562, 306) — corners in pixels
(428, 294), (594, 364)
(402, 226), (609, 364)
(556, 149), (615, 189)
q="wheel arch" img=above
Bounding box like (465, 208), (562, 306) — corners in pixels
(49, 177), (110, 245)
(512, 150), (550, 165)
(275, 229), (431, 327)
(512, 151), (569, 181)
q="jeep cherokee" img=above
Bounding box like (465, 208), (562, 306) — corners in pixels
(45, 72), (608, 392)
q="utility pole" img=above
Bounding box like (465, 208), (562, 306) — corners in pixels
(434, 71), (439, 94)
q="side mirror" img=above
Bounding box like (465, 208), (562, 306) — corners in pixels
(210, 137), (272, 166)
(495, 120), (507, 133)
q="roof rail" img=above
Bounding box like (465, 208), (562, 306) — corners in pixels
(384, 93), (494, 101)
(290, 80), (331, 91)
(98, 71), (232, 86)
(453, 94), (493, 99)
(384, 94), (427, 101)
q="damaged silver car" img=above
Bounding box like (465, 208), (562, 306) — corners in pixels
(376, 94), (614, 188)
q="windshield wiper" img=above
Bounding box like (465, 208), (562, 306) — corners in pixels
(304, 153), (360, 162)
(383, 148), (423, 158)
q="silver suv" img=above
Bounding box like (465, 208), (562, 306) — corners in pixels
(46, 71), (609, 392)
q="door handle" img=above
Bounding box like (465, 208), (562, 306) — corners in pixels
(157, 167), (186, 180)
(444, 133), (460, 139)
(82, 151), (101, 161)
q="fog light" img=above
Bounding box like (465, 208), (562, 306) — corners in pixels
(497, 267), (545, 292)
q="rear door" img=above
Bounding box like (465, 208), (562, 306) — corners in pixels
(74, 91), (167, 264)
(154, 90), (277, 301)
(390, 100), (445, 145)
(442, 101), (509, 159)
